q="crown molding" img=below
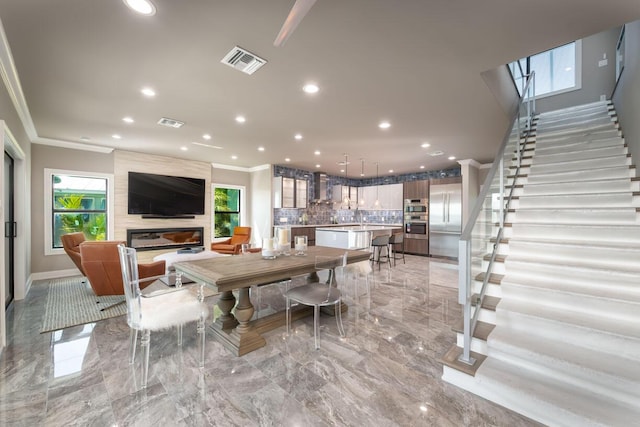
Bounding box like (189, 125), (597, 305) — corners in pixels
(211, 163), (271, 173)
(0, 18), (37, 141)
(457, 159), (483, 168)
(33, 137), (114, 154)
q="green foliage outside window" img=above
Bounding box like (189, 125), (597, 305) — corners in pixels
(214, 188), (240, 237)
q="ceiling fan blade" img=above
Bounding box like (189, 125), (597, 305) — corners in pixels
(273, 0), (317, 47)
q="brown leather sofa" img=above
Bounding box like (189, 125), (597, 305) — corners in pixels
(211, 226), (251, 255)
(80, 241), (165, 296)
(61, 232), (88, 276)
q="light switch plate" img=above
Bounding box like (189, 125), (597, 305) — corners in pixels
(598, 59), (608, 67)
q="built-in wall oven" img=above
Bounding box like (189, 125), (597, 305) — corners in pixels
(404, 199), (428, 239)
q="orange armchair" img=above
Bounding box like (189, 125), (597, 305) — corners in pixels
(80, 241), (165, 296)
(61, 232), (87, 276)
(211, 226), (251, 255)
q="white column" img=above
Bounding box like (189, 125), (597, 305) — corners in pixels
(457, 159), (482, 230)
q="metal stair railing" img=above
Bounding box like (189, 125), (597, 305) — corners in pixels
(457, 71), (536, 366)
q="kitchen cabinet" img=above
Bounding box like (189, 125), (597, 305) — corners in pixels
(274, 176), (307, 208)
(404, 237), (428, 255)
(360, 183), (403, 210)
(290, 226), (316, 247)
(332, 185), (357, 207)
(403, 179), (429, 200)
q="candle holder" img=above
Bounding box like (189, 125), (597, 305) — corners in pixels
(261, 237), (277, 260)
(294, 235), (307, 256)
(274, 225), (291, 256)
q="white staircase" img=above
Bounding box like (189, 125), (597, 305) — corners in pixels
(443, 101), (640, 426)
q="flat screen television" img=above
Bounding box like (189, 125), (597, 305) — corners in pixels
(128, 171), (206, 217)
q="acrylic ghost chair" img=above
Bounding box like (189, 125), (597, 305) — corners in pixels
(117, 244), (209, 389)
(285, 253), (347, 349)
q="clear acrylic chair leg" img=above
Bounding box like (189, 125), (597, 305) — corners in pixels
(198, 316), (205, 368)
(286, 297), (291, 335)
(141, 329), (151, 388)
(177, 324), (183, 346)
(129, 329), (138, 364)
(314, 305), (320, 350)
(336, 301), (345, 337)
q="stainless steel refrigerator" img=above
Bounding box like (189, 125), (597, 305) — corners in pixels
(429, 183), (462, 258)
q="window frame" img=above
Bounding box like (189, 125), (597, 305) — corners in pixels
(44, 168), (114, 256)
(212, 183), (246, 239)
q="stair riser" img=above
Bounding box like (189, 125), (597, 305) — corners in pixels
(529, 155), (630, 173)
(513, 193), (639, 209)
(487, 346), (640, 409)
(519, 180), (638, 196)
(511, 224), (640, 242)
(495, 309), (640, 362)
(481, 260), (505, 275)
(507, 209), (639, 224)
(535, 125), (618, 142)
(472, 281), (501, 298)
(505, 255), (640, 288)
(507, 242), (640, 272)
(500, 283), (640, 322)
(456, 334), (488, 355)
(534, 137), (622, 156)
(537, 110), (613, 126)
(533, 146), (626, 164)
(525, 166), (634, 184)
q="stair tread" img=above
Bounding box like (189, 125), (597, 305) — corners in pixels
(471, 294), (500, 311)
(440, 345), (486, 377)
(474, 272), (504, 285)
(505, 256), (640, 277)
(482, 253), (507, 263)
(477, 357), (640, 426)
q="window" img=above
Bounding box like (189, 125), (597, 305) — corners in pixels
(45, 169), (114, 254)
(213, 185), (245, 238)
(510, 41), (582, 98)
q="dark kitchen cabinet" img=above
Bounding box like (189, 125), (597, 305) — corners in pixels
(403, 179), (429, 200)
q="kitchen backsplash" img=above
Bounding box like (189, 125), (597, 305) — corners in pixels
(273, 165), (459, 226)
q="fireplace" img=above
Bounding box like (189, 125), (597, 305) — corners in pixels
(127, 227), (204, 251)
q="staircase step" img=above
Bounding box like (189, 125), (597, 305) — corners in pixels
(525, 165), (634, 184)
(440, 345), (486, 377)
(534, 135), (622, 155)
(529, 154), (630, 174)
(482, 253), (506, 263)
(474, 272), (504, 285)
(488, 327), (640, 408)
(507, 239), (640, 272)
(473, 357), (640, 427)
(532, 145), (626, 164)
(513, 191), (639, 209)
(509, 206), (639, 224)
(452, 318), (495, 340)
(518, 177), (637, 196)
(471, 294), (500, 311)
(511, 222), (640, 242)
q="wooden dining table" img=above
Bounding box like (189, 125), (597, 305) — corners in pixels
(173, 246), (371, 356)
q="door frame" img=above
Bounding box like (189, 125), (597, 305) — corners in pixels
(1, 122), (26, 349)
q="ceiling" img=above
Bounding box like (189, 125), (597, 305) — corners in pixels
(0, 0), (638, 178)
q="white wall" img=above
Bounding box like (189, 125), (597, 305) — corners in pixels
(250, 166), (273, 246)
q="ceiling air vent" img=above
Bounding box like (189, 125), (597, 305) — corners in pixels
(429, 150), (444, 157)
(157, 117), (184, 128)
(221, 46), (267, 75)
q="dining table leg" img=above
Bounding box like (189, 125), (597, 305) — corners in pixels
(214, 290), (238, 330)
(211, 287), (266, 356)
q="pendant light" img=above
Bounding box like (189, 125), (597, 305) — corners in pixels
(374, 162), (381, 209)
(342, 153), (351, 208)
(359, 159), (366, 207)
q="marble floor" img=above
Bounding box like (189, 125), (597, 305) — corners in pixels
(0, 255), (540, 426)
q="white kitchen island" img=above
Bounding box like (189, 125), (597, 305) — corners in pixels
(315, 225), (402, 250)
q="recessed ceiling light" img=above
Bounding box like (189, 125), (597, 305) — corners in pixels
(340, 169), (345, 173)
(231, 155), (238, 160)
(202, 134), (211, 140)
(303, 83), (319, 94)
(235, 115), (246, 123)
(421, 142), (430, 148)
(314, 150), (321, 155)
(378, 121), (391, 129)
(123, 0), (156, 16)
(140, 87), (156, 97)
(112, 134), (122, 139)
(388, 169), (394, 173)
(180, 146), (188, 151)
(122, 116), (134, 124)
(419, 165), (425, 169)
(285, 158), (291, 162)
(258, 146), (265, 152)
(315, 164), (321, 168)
(294, 133), (303, 140)
(448, 156), (456, 160)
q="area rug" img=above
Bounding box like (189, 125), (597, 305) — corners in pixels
(41, 276), (126, 333)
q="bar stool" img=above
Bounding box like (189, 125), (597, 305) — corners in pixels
(388, 233), (405, 266)
(370, 235), (391, 269)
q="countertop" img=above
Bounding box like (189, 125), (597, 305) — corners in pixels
(281, 223), (403, 228)
(315, 225), (402, 232)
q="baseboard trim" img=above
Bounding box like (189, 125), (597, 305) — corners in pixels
(29, 268), (81, 282)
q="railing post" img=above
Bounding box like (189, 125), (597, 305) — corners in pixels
(499, 156), (504, 229)
(458, 239), (475, 365)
